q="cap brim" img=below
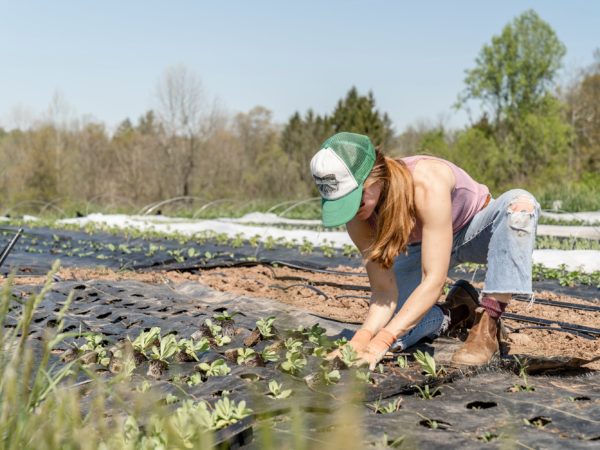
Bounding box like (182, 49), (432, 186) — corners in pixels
(321, 184), (363, 228)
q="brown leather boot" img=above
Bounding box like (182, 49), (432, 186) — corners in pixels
(439, 280), (479, 333)
(451, 307), (499, 366)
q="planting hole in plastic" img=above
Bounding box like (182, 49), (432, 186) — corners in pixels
(419, 419), (451, 430)
(526, 416), (552, 428)
(466, 401), (497, 410)
(239, 373), (263, 382)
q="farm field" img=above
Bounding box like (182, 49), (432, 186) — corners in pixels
(1, 218), (599, 448)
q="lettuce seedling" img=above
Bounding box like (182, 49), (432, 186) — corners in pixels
(132, 327), (161, 356)
(260, 347), (280, 363)
(177, 337), (209, 362)
(236, 348), (256, 365)
(267, 380), (292, 399)
(212, 397), (253, 429)
(340, 345), (360, 368)
(197, 359), (231, 377)
(283, 338), (302, 352)
(280, 351), (307, 375)
(256, 316), (276, 338)
(148, 334), (179, 378)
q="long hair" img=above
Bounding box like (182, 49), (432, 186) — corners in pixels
(365, 151), (416, 269)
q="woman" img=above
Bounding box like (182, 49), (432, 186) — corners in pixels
(310, 132), (540, 369)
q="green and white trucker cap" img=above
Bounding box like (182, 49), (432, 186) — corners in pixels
(310, 132), (376, 227)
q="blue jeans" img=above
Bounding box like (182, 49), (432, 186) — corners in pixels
(391, 189), (541, 350)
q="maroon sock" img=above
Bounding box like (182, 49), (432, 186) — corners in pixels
(480, 296), (507, 320)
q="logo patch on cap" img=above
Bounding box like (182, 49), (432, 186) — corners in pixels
(313, 174), (339, 196)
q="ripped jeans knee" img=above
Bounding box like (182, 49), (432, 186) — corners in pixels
(507, 194), (538, 236)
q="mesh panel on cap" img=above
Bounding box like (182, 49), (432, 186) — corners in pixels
(322, 133), (375, 183)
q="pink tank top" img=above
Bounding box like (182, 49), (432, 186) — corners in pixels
(400, 155), (490, 244)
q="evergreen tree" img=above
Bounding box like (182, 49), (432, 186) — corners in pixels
(330, 87), (393, 149)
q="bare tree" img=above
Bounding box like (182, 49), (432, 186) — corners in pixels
(156, 65), (209, 197)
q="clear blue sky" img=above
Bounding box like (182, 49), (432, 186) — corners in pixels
(1, 1), (598, 132)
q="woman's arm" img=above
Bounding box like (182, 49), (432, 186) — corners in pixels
(346, 217), (398, 335)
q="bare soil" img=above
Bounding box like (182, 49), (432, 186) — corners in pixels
(4, 264), (599, 370)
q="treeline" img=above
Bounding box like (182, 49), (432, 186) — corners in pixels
(0, 10), (598, 214)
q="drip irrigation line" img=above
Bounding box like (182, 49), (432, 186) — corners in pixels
(272, 275), (370, 292)
(267, 260), (367, 277)
(503, 312), (600, 338)
(334, 294), (370, 302)
(512, 294), (600, 312)
(505, 325), (596, 340)
(269, 283), (331, 301)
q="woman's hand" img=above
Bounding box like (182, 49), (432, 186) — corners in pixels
(326, 328), (372, 360)
(356, 329), (396, 370)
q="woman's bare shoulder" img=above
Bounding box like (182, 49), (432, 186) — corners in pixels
(411, 158), (455, 192)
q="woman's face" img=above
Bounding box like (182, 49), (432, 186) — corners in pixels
(355, 181), (382, 221)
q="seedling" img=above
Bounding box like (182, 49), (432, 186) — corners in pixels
(340, 345), (360, 368)
(145, 243), (160, 257)
(342, 244), (360, 257)
(312, 346), (327, 358)
(197, 359), (231, 377)
(332, 336), (348, 348)
(299, 238), (313, 254)
(176, 338), (209, 362)
(256, 316), (276, 337)
(173, 373), (203, 387)
(319, 365), (341, 385)
(267, 380), (292, 399)
(260, 347), (280, 363)
(79, 333), (110, 366)
(478, 432), (499, 442)
(280, 351), (307, 375)
(396, 355), (408, 369)
(263, 236), (276, 250)
(367, 397), (402, 414)
(321, 242), (336, 258)
(248, 234), (261, 247)
(211, 397), (253, 429)
(148, 334), (179, 378)
(187, 247), (200, 258)
(295, 323), (327, 345)
(510, 356), (535, 392)
(413, 350), (446, 378)
(215, 233), (229, 245)
(283, 337), (303, 352)
(204, 319), (223, 337)
(230, 233), (244, 248)
(523, 416), (551, 429)
(213, 310), (239, 322)
(236, 348), (257, 365)
(132, 327), (162, 356)
(212, 334), (231, 347)
(414, 384), (441, 400)
(355, 369), (372, 384)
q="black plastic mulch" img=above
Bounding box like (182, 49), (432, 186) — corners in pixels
(7, 278), (600, 448)
(2, 226), (600, 447)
